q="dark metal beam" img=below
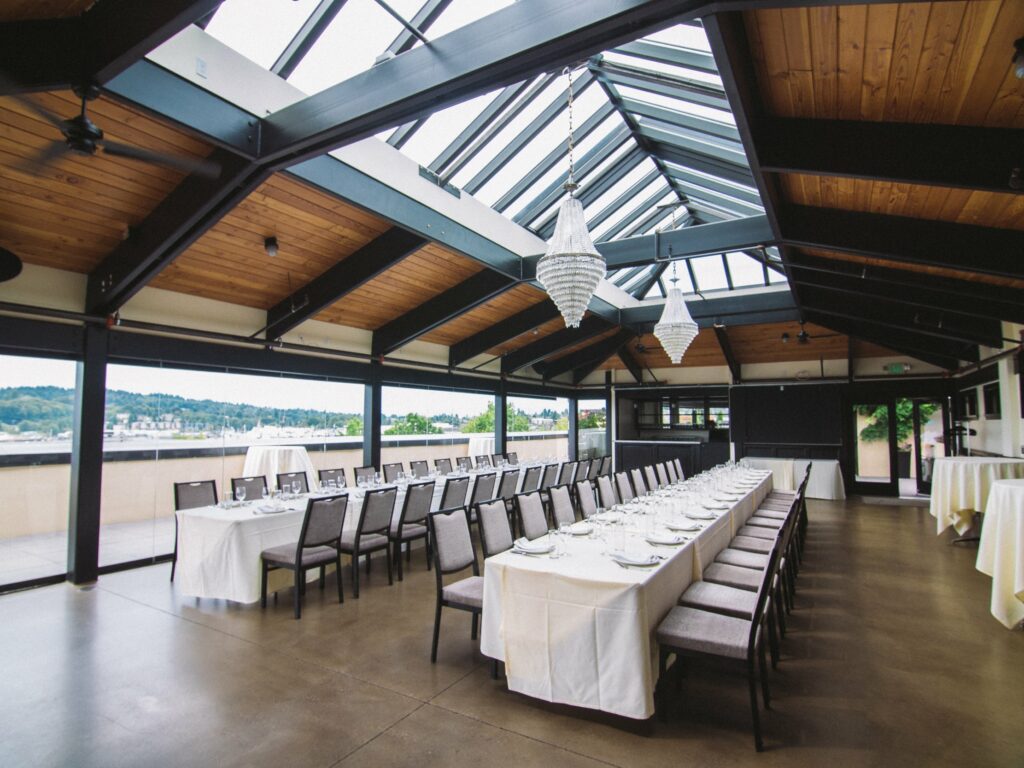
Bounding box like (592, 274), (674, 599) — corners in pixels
(384, 0), (453, 56)
(714, 325), (741, 383)
(590, 59), (730, 112)
(647, 142), (755, 187)
(586, 168), (661, 234)
(620, 289), (798, 330)
(630, 262), (668, 299)
(449, 299), (560, 367)
(613, 40), (718, 75)
(502, 317), (613, 374)
(363, 363), (382, 469)
(265, 228), (428, 341)
(537, 328), (634, 380)
(596, 185), (673, 242)
(757, 117), (1024, 194)
(781, 205), (1024, 281)
(373, 270), (515, 356)
(664, 163), (761, 206)
(272, 0), (350, 79)
(617, 341), (644, 384)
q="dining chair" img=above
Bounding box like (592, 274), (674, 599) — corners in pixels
(655, 463), (670, 487)
(456, 456), (473, 471)
(318, 467), (347, 488)
(587, 458), (601, 481)
(644, 465), (659, 491)
(615, 471), (634, 502)
(506, 451), (518, 465)
(575, 479), (598, 519)
(491, 453), (504, 467)
(475, 455), (492, 468)
(476, 499), (513, 558)
(231, 475), (267, 501)
(259, 493), (347, 619)
(469, 471), (497, 512)
(630, 467), (648, 496)
(557, 460), (577, 487)
(672, 458), (684, 480)
(514, 491), (548, 540)
(435, 457), (454, 474)
(409, 460), (429, 478)
(596, 474), (618, 509)
(657, 540), (781, 751)
(520, 465), (542, 493)
(540, 463), (560, 490)
(383, 462), (404, 483)
(389, 480), (434, 581)
(171, 480), (217, 581)
(428, 507), (483, 663)
(665, 461), (678, 483)
(547, 484), (576, 526)
(354, 465), (376, 485)
(440, 475), (471, 511)
(338, 486), (396, 598)
(496, 468), (519, 510)
(277, 471), (309, 494)
(600, 456), (612, 475)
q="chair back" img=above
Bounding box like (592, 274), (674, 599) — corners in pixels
(476, 499), (513, 558)
(630, 467), (648, 496)
(575, 479), (598, 518)
(520, 465), (542, 493)
(400, 480), (435, 527)
(174, 480), (217, 510)
(596, 474), (618, 508)
(470, 472), (497, 505)
(515, 491), (548, 540)
(318, 468), (347, 488)
(540, 463), (560, 490)
(615, 471), (634, 502)
(548, 484), (575, 526)
(355, 466), (376, 485)
(491, 453), (504, 467)
(665, 461), (678, 483)
(577, 459), (592, 480)
(506, 451), (518, 465)
(672, 458), (684, 480)
(428, 507), (478, 576)
(587, 458), (602, 480)
(747, 537), (783, 661)
(496, 469), (519, 501)
(440, 475), (470, 510)
(655, 463), (670, 486)
(475, 455), (492, 468)
(435, 457), (453, 474)
(277, 472), (309, 494)
(643, 465), (659, 492)
(232, 476), (267, 501)
(357, 487), (398, 535)
(383, 462), (404, 483)
(557, 461), (577, 486)
(456, 456), (473, 471)
(409, 460), (429, 478)
(599, 456), (612, 475)
(299, 494), (348, 549)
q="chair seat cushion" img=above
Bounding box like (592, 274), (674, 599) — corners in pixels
(747, 515), (784, 528)
(755, 508), (788, 519)
(678, 580), (755, 619)
(716, 548), (769, 570)
(759, 501), (790, 512)
(657, 606), (752, 660)
(443, 575), (483, 609)
(390, 521), (427, 539)
(261, 543), (338, 567)
(731, 535), (773, 554)
(339, 530), (389, 551)
(703, 562), (760, 592)
(737, 525), (776, 540)
(768, 490), (796, 499)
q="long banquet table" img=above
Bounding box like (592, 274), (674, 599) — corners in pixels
(480, 470), (773, 719)
(929, 457), (1024, 535)
(976, 479), (1024, 629)
(745, 458), (844, 500)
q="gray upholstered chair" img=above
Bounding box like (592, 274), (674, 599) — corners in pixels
(231, 475), (266, 501)
(476, 499), (513, 558)
(434, 457), (453, 474)
(548, 484), (575, 526)
(318, 467), (347, 488)
(389, 480), (434, 581)
(655, 462), (671, 487)
(506, 451), (518, 465)
(520, 464), (542, 493)
(514, 491), (548, 540)
(576, 459), (592, 483)
(597, 474), (618, 508)
(672, 458), (684, 479)
(475, 455), (492, 468)
(382, 462), (404, 483)
(277, 471), (308, 494)
(575, 479), (598, 519)
(587, 458), (602, 480)
(339, 486), (396, 598)
(599, 456), (612, 475)
(656, 540), (780, 752)
(644, 465), (659, 492)
(259, 493), (347, 619)
(354, 465), (376, 485)
(615, 471), (634, 502)
(491, 453), (504, 467)
(540, 463), (560, 490)
(440, 475), (471, 511)
(171, 480), (217, 581)
(469, 471), (497, 511)
(427, 507), (482, 663)
(456, 456), (473, 471)
(630, 467), (648, 496)
(409, 460), (429, 478)
(665, 461), (678, 483)
(557, 461), (577, 486)
(496, 469), (519, 512)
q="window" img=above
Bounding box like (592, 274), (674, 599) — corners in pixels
(506, 395), (569, 463)
(959, 388), (978, 420)
(380, 386), (492, 471)
(577, 399), (607, 460)
(983, 382), (1001, 419)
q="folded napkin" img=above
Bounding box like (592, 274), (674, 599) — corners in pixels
(646, 532), (686, 546)
(686, 511), (716, 520)
(255, 505), (284, 515)
(569, 522), (593, 535)
(513, 537), (553, 554)
(610, 551), (660, 567)
(665, 520), (701, 532)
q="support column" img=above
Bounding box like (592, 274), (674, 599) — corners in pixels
(363, 363), (382, 469)
(568, 396), (578, 462)
(494, 379), (507, 457)
(605, 373), (615, 471)
(67, 325), (108, 585)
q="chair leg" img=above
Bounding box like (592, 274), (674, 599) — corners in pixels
(385, 546), (393, 586)
(319, 565), (326, 590)
(294, 569), (302, 620)
(426, 531), (432, 570)
(406, 543), (411, 563)
(170, 554), (177, 582)
(775, 587), (787, 638)
(471, 610), (479, 640)
(260, 560), (268, 608)
(335, 556), (344, 604)
(766, 611), (779, 669)
(758, 640), (771, 709)
(394, 541), (404, 582)
(353, 550), (360, 599)
(748, 658), (764, 752)
(365, 553), (372, 575)
(431, 599), (443, 663)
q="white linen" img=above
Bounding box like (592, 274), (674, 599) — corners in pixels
(480, 472), (772, 719)
(929, 457), (1024, 535)
(977, 479), (1024, 629)
(242, 446), (316, 490)
(745, 458), (845, 500)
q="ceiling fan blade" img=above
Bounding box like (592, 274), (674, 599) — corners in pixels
(0, 76), (66, 130)
(101, 140), (221, 178)
(0, 247), (23, 282)
(10, 140), (67, 176)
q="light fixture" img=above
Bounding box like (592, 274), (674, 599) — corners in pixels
(264, 236), (278, 257)
(654, 261), (699, 364)
(536, 66), (604, 328)
(1014, 37), (1024, 79)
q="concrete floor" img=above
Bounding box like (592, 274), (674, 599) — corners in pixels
(1, 499), (1021, 767)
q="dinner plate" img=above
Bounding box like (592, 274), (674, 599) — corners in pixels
(646, 533), (686, 546)
(686, 511), (716, 520)
(665, 520), (701, 532)
(513, 538), (554, 555)
(703, 501), (731, 510)
(254, 505), (286, 515)
(569, 522), (593, 536)
(610, 551), (660, 567)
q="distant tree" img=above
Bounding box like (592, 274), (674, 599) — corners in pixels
(386, 412), (441, 435)
(579, 410), (606, 429)
(463, 402), (532, 433)
(857, 401), (938, 448)
(345, 417), (363, 436)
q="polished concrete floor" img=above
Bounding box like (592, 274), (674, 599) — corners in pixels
(1, 499), (1021, 767)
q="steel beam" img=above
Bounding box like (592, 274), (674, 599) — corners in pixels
(536, 328), (633, 379)
(502, 317), (614, 374)
(620, 289), (798, 330)
(613, 40), (718, 75)
(617, 341), (645, 384)
(621, 97), (740, 142)
(591, 60), (730, 112)
(272, 0), (350, 78)
(383, 0), (452, 56)
(449, 299), (560, 367)
(714, 325), (741, 383)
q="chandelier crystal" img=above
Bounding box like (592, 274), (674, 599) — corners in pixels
(538, 67), (605, 329)
(654, 262), (699, 364)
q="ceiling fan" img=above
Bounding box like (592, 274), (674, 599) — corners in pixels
(0, 247), (21, 283)
(782, 320), (841, 345)
(6, 82), (220, 178)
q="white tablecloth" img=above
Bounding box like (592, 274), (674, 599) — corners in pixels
(977, 480), (1024, 629)
(480, 471), (772, 719)
(929, 457), (1024, 535)
(746, 458), (845, 500)
(242, 446), (316, 491)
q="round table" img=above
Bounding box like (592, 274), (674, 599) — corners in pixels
(977, 479), (1024, 629)
(929, 457), (1024, 535)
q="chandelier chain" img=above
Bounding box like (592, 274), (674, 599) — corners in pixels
(565, 66), (575, 191)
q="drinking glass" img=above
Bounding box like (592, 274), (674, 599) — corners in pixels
(262, 486), (271, 502)
(291, 481), (300, 495)
(558, 522), (573, 557)
(236, 486), (246, 503)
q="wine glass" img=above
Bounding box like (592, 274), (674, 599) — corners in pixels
(262, 485), (271, 503)
(292, 481), (301, 495)
(236, 486), (246, 503)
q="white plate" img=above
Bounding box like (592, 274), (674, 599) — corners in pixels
(569, 522), (593, 536)
(610, 551), (660, 567)
(665, 521), (701, 532)
(646, 533), (686, 546)
(686, 511), (716, 520)
(703, 501), (731, 510)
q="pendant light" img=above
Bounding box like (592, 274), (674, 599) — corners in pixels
(654, 260), (699, 364)
(536, 67), (605, 328)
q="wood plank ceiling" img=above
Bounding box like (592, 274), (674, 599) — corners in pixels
(0, 0), (94, 21)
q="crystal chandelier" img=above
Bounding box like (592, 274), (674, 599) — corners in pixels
(654, 261), (699, 364)
(537, 67), (604, 328)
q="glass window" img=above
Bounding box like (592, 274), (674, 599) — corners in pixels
(507, 395), (569, 463)
(983, 382), (1001, 419)
(205, 0), (323, 69)
(726, 252), (768, 288)
(577, 399), (607, 460)
(0, 354), (76, 587)
(690, 254), (729, 292)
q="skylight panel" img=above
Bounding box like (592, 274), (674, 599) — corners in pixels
(581, 159), (659, 220)
(690, 254), (728, 292)
(395, 90), (499, 167)
(615, 85), (735, 125)
(602, 50), (723, 88)
(726, 252), (768, 287)
(421, 0), (517, 39)
(589, 180), (668, 241)
(647, 24), (712, 52)
(205, 0), (322, 69)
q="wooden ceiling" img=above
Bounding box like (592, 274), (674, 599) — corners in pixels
(0, 0), (94, 21)
(421, 283), (547, 347)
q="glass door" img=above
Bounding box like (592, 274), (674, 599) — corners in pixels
(850, 401), (897, 496)
(912, 398), (946, 495)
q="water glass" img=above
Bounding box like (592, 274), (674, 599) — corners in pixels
(236, 486), (246, 503)
(292, 481), (301, 495)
